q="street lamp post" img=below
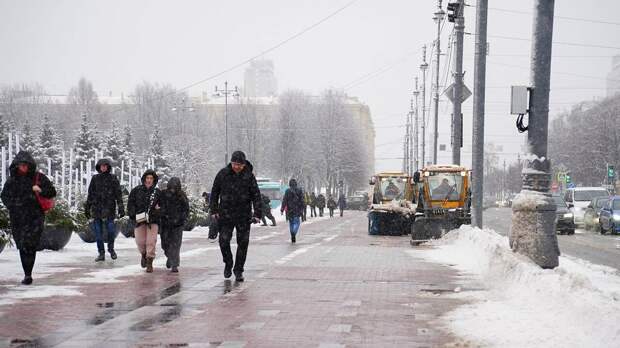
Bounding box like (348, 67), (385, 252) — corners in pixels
(214, 81), (239, 165)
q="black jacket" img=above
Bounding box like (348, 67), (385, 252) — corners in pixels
(209, 160), (262, 224)
(261, 194), (272, 214)
(160, 177), (189, 228)
(127, 169), (161, 225)
(327, 197), (337, 209)
(281, 179), (304, 218)
(317, 194), (326, 209)
(1, 151), (56, 251)
(85, 158), (124, 219)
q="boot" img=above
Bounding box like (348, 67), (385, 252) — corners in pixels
(171, 266), (178, 273)
(291, 234), (296, 244)
(21, 276), (33, 285)
(109, 249), (117, 260)
(224, 263), (233, 279)
(146, 257), (154, 273)
(141, 253), (147, 268)
(166, 258), (172, 269)
(95, 252), (105, 262)
(234, 271), (244, 282)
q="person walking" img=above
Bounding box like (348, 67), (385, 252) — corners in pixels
(127, 169), (161, 273)
(209, 151), (262, 282)
(85, 158), (125, 262)
(317, 193), (326, 217)
(338, 194), (347, 217)
(159, 177), (189, 273)
(309, 192), (317, 217)
(327, 195), (337, 218)
(281, 179), (305, 243)
(260, 193), (276, 226)
(301, 191), (308, 222)
(1, 151), (56, 285)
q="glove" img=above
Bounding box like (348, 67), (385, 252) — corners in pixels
(118, 208), (125, 219)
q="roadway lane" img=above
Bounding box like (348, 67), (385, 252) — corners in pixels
(484, 207), (620, 270)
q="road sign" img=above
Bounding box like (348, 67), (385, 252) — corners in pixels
(444, 83), (472, 103)
(567, 182), (575, 189)
(551, 183), (559, 191)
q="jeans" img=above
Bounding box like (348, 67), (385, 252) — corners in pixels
(289, 216), (301, 236)
(93, 218), (117, 253)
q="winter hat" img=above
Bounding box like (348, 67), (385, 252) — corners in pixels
(289, 178), (297, 188)
(230, 150), (246, 164)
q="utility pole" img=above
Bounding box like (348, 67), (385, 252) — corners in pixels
(408, 98), (415, 175)
(432, 0), (445, 164)
(509, 0), (559, 269)
(214, 81), (239, 166)
(450, 0), (465, 165)
(472, 0), (488, 228)
(420, 46), (429, 168)
(413, 77), (420, 171)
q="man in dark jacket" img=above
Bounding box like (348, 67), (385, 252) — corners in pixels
(160, 177), (189, 273)
(260, 193), (276, 226)
(309, 192), (317, 217)
(338, 194), (347, 217)
(210, 151), (262, 282)
(1, 151), (56, 285)
(317, 194), (326, 217)
(281, 178), (304, 243)
(85, 158), (125, 262)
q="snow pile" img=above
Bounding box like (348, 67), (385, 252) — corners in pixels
(417, 225), (620, 348)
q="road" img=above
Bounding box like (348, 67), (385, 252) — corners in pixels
(0, 211), (472, 347)
(484, 207), (620, 270)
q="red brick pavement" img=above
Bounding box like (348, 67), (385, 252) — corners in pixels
(0, 212), (476, 347)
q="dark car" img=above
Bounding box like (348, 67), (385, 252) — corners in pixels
(599, 196), (620, 235)
(583, 196), (610, 232)
(552, 195), (575, 235)
(346, 195), (368, 211)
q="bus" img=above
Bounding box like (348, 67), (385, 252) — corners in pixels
(256, 178), (288, 209)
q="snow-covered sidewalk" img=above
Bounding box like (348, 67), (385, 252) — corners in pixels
(413, 225), (620, 348)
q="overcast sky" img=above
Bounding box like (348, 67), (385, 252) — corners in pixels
(1, 0), (619, 172)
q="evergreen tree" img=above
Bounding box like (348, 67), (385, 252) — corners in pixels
(103, 121), (124, 167)
(20, 121), (37, 155)
(150, 123), (171, 185)
(120, 123), (134, 162)
(35, 114), (64, 173)
(73, 114), (97, 166)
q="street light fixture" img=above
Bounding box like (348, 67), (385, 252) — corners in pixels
(214, 81), (239, 165)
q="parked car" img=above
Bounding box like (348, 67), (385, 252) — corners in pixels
(346, 195), (368, 211)
(552, 195), (575, 235)
(583, 196), (610, 232)
(599, 196), (620, 235)
(563, 187), (610, 227)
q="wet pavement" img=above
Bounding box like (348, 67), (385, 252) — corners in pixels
(0, 211), (475, 347)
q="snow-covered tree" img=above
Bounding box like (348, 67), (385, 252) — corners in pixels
(118, 123), (134, 167)
(103, 121), (124, 167)
(20, 121), (37, 155)
(35, 114), (64, 173)
(150, 123), (172, 185)
(67, 77), (99, 115)
(0, 113), (11, 148)
(73, 114), (98, 166)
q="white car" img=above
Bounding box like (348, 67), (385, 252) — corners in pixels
(563, 187), (610, 226)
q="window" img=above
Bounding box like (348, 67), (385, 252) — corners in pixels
(573, 190), (608, 202)
(428, 173), (463, 201)
(380, 177), (406, 201)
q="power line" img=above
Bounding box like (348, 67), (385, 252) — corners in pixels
(487, 34), (620, 50)
(484, 6), (620, 27)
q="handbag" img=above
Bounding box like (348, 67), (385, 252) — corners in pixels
(135, 212), (148, 224)
(34, 173), (55, 213)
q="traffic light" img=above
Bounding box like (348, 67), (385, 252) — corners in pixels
(607, 164), (615, 179)
(447, 2), (461, 23)
(565, 172), (572, 184)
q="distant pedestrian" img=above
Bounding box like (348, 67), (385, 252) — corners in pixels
(127, 169), (161, 273)
(317, 193), (326, 217)
(327, 195), (337, 218)
(210, 151), (262, 282)
(159, 177), (189, 273)
(301, 191), (308, 222)
(1, 151), (56, 285)
(309, 192), (317, 217)
(260, 194), (276, 226)
(338, 194), (347, 217)
(281, 179), (305, 243)
(201, 191), (210, 213)
(85, 158), (125, 262)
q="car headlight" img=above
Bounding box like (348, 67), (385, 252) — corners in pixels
(613, 214), (620, 222)
(563, 213), (573, 219)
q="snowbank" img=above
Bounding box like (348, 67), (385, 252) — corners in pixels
(414, 225), (620, 348)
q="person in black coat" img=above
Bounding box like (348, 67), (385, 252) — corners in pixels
(309, 192), (317, 217)
(260, 193), (276, 226)
(1, 151), (56, 285)
(127, 169), (161, 273)
(317, 194), (326, 217)
(209, 151), (262, 282)
(159, 177), (189, 273)
(327, 195), (337, 218)
(85, 158), (125, 262)
(338, 194), (347, 217)
(281, 178), (304, 243)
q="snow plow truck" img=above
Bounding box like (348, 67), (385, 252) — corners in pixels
(410, 165), (472, 245)
(367, 171), (417, 235)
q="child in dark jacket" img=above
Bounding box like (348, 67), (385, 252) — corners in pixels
(159, 177), (189, 273)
